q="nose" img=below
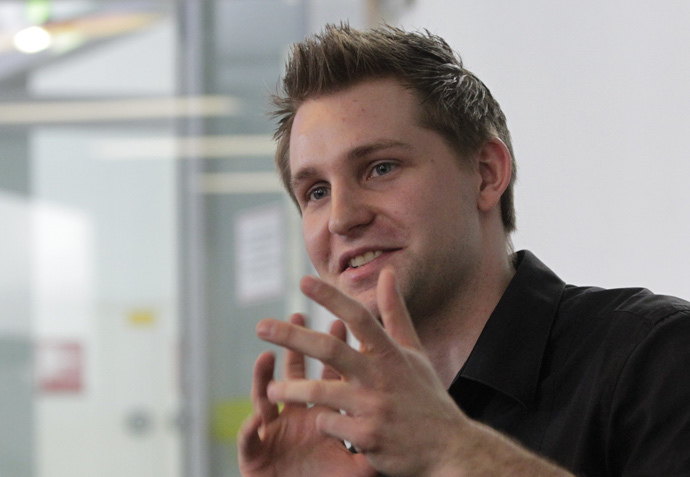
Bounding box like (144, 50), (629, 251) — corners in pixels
(328, 184), (375, 236)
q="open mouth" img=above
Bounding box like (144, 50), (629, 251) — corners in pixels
(348, 250), (383, 269)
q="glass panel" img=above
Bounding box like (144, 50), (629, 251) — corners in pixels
(0, 2), (181, 476)
(189, 2), (371, 475)
(188, 3), (307, 475)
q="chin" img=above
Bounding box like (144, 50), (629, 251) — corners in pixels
(357, 293), (380, 318)
(337, 280), (369, 303)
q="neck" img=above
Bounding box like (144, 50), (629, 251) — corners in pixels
(415, 246), (515, 388)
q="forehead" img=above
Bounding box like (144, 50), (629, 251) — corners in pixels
(288, 78), (423, 173)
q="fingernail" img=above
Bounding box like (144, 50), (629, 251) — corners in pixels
(256, 320), (272, 338)
(300, 275), (322, 294)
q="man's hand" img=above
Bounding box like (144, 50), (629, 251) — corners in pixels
(237, 314), (376, 477)
(255, 269), (572, 477)
(255, 270), (469, 477)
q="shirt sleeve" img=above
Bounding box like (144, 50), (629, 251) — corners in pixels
(607, 308), (690, 476)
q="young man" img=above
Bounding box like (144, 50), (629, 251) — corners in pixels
(238, 24), (690, 476)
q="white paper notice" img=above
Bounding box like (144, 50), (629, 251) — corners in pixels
(236, 205), (285, 304)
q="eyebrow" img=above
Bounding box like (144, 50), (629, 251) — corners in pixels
(290, 139), (412, 190)
(347, 139), (412, 161)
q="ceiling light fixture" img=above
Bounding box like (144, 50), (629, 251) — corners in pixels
(13, 25), (52, 54)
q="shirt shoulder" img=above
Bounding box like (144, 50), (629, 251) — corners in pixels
(545, 286), (690, 474)
(556, 285), (690, 388)
(559, 285), (690, 331)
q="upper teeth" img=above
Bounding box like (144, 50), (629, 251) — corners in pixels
(349, 250), (383, 268)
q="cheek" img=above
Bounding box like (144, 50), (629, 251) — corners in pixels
(408, 184), (474, 242)
(399, 188), (443, 227)
(302, 217), (328, 269)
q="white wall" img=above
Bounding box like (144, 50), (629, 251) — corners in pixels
(399, 1), (690, 298)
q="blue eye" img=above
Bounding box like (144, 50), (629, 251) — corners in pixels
(371, 162), (395, 177)
(308, 186), (330, 201)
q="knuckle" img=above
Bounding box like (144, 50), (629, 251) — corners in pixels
(357, 421), (382, 452)
(287, 360), (305, 377)
(306, 380), (328, 402)
(371, 396), (394, 421)
(318, 335), (343, 361)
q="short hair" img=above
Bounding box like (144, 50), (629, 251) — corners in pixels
(271, 23), (517, 233)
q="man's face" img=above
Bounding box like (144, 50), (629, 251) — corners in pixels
(289, 78), (484, 320)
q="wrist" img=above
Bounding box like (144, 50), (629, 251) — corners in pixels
(429, 420), (573, 477)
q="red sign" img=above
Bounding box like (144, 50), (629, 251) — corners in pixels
(36, 341), (84, 393)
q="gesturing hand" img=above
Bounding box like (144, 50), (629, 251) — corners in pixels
(237, 314), (376, 477)
(256, 269), (469, 477)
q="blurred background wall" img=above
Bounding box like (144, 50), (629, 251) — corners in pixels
(399, 1), (690, 299)
(0, 1), (688, 476)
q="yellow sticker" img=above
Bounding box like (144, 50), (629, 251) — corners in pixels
(128, 310), (156, 326)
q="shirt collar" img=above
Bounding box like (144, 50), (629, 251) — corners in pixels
(452, 250), (566, 408)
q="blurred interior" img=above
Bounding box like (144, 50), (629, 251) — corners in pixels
(0, 1), (410, 476)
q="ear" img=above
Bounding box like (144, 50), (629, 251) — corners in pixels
(476, 137), (512, 213)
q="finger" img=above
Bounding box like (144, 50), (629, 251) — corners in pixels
(322, 320), (346, 380)
(284, 313), (307, 379)
(330, 318), (348, 342)
(251, 351), (280, 422)
(257, 318), (367, 380)
(300, 275), (393, 353)
(378, 268), (423, 351)
(316, 412), (375, 454)
(237, 413), (264, 462)
(267, 378), (361, 416)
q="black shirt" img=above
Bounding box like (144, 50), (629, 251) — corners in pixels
(449, 250), (690, 476)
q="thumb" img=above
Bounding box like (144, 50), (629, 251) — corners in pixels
(377, 268), (423, 351)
